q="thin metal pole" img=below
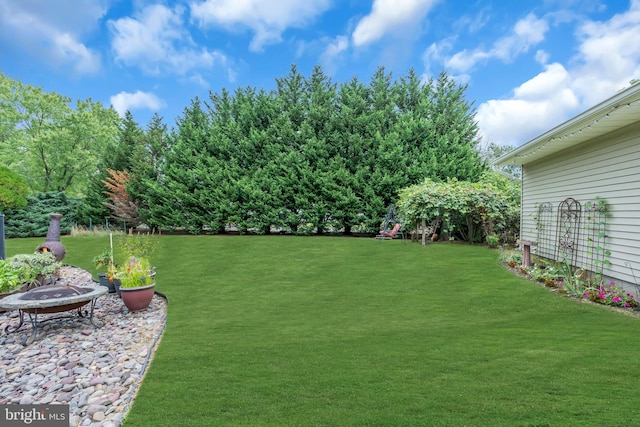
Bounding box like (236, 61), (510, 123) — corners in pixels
(0, 212), (5, 260)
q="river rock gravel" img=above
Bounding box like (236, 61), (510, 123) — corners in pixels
(0, 266), (167, 427)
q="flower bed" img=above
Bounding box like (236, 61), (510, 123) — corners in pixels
(584, 282), (638, 308)
(501, 250), (638, 312)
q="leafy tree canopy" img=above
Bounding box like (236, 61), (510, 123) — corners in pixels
(0, 166), (29, 210)
(0, 73), (121, 197)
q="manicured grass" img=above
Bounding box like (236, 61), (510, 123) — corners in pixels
(7, 236), (640, 426)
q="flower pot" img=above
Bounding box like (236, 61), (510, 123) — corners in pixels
(98, 273), (117, 293)
(120, 283), (155, 312)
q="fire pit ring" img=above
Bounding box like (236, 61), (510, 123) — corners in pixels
(0, 284), (108, 345)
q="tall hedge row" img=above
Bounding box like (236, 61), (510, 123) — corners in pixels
(142, 65), (486, 234)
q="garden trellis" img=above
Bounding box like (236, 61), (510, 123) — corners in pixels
(534, 197), (609, 279)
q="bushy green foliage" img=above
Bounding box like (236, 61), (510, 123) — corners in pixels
(7, 252), (60, 285)
(0, 259), (21, 293)
(0, 74), (121, 196)
(2, 251), (60, 290)
(2, 67), (487, 234)
(0, 165), (29, 210)
(145, 66), (485, 234)
(523, 259), (564, 287)
(396, 170), (520, 243)
(4, 191), (83, 237)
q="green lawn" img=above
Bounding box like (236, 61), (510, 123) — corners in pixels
(6, 236), (640, 426)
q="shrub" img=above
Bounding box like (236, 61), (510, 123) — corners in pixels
(0, 165), (28, 210)
(4, 191), (83, 237)
(0, 252), (60, 293)
(486, 234), (500, 248)
(584, 282), (638, 308)
(0, 259), (21, 293)
(6, 252), (61, 287)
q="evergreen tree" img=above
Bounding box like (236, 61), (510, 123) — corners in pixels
(330, 75), (372, 233)
(133, 113), (169, 228)
(300, 66), (338, 233)
(81, 111), (142, 228)
(270, 65), (308, 232)
(425, 72), (485, 181)
(136, 66), (486, 234)
(148, 99), (215, 233)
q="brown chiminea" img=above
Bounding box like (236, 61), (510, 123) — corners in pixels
(37, 213), (66, 262)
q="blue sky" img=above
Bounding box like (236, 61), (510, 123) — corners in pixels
(1, 0), (639, 147)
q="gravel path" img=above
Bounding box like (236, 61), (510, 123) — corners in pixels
(0, 266), (168, 426)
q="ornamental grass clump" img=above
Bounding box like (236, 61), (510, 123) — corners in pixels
(584, 282), (638, 308)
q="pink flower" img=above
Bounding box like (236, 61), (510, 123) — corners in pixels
(612, 296), (621, 303)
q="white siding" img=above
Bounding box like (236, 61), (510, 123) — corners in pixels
(520, 121), (640, 286)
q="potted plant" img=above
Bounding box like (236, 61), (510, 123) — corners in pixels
(117, 256), (156, 312)
(93, 248), (119, 294)
(114, 230), (159, 311)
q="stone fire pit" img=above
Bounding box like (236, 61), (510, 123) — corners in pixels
(0, 267), (108, 344)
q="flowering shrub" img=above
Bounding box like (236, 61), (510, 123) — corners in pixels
(584, 282), (638, 308)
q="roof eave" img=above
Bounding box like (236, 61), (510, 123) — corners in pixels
(493, 83), (640, 167)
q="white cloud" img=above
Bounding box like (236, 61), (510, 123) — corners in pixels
(109, 4), (232, 78)
(319, 35), (349, 75)
(458, 9), (490, 34)
(352, 0), (439, 47)
(513, 63), (570, 100)
(422, 38), (454, 76)
(477, 63), (579, 146)
(534, 49), (549, 64)
(477, 2), (640, 146)
(445, 13), (549, 74)
(190, 0), (332, 52)
(0, 0), (104, 74)
(571, 0), (640, 105)
(110, 91), (165, 117)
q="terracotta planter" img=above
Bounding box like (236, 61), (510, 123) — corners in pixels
(120, 283), (155, 312)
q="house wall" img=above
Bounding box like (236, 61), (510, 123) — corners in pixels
(520, 120), (640, 288)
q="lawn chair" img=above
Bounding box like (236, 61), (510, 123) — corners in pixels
(376, 223), (405, 243)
